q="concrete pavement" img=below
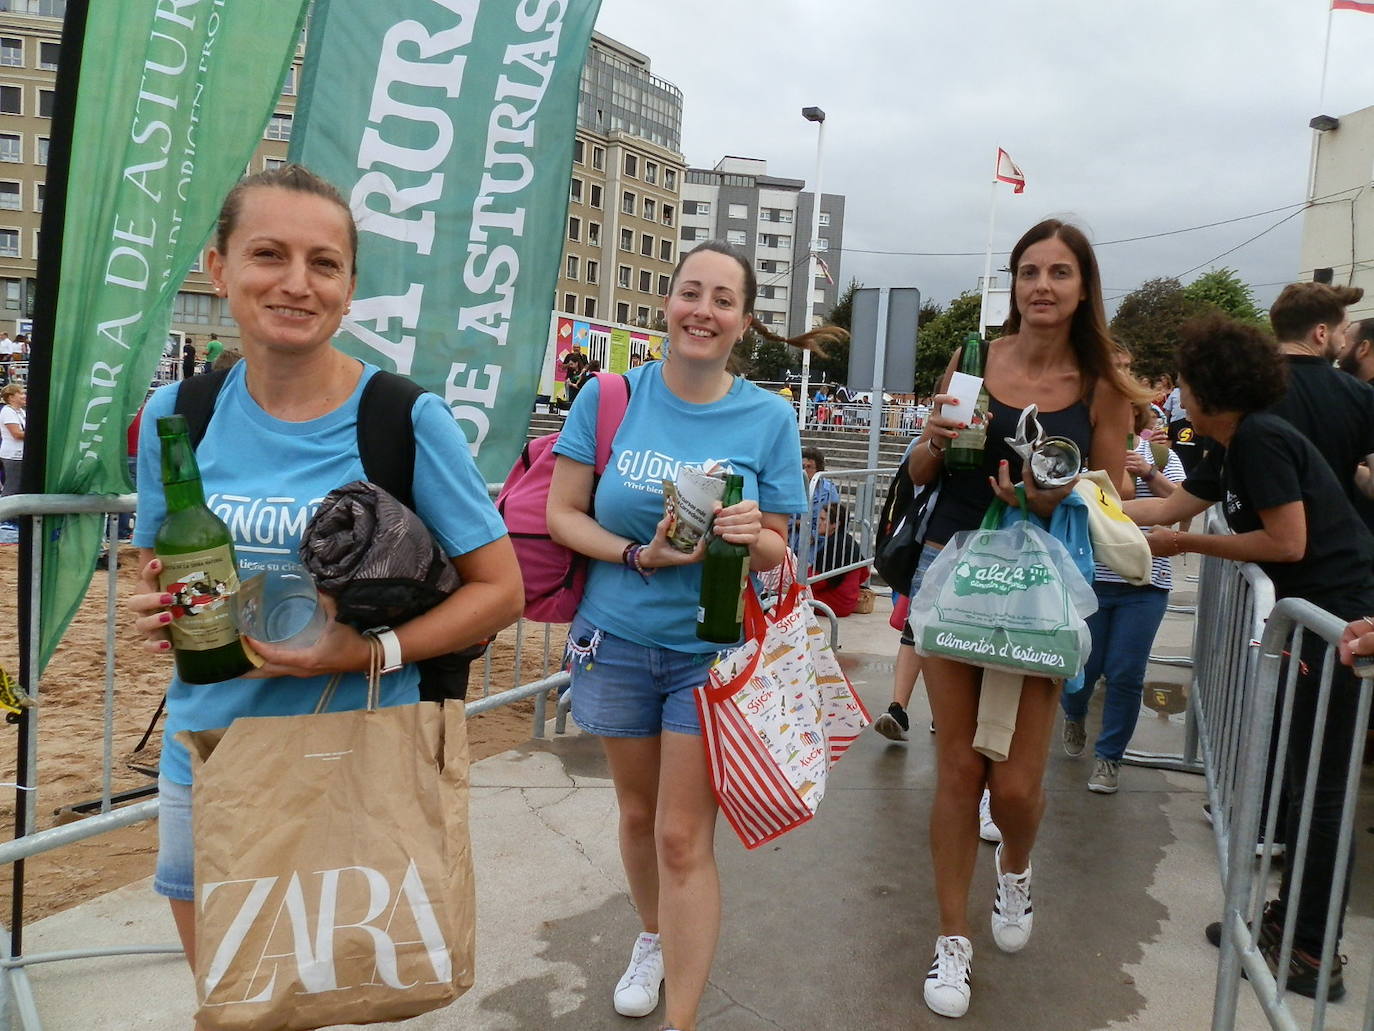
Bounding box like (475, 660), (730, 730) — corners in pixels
(17, 560), (1374, 1029)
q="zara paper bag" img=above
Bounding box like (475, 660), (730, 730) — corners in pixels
(180, 697), (474, 1031)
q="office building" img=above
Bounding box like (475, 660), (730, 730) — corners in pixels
(1301, 105), (1374, 320)
(0, 2), (299, 348)
(559, 33), (685, 329)
(678, 156), (846, 335)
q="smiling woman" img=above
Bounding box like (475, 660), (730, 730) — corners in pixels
(544, 239), (847, 1031)
(124, 164), (524, 1029)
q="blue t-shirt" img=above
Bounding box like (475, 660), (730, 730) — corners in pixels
(553, 363), (806, 652)
(134, 360), (507, 785)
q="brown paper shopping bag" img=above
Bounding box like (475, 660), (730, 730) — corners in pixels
(179, 668), (474, 1031)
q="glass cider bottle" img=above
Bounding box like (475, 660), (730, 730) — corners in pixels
(696, 474), (750, 644)
(944, 331), (990, 472)
(153, 415), (255, 684)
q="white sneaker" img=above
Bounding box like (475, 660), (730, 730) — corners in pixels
(924, 935), (973, 1018)
(978, 788), (1002, 843)
(990, 844), (1033, 952)
(613, 931), (664, 1017)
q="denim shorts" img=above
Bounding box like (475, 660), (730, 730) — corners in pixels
(154, 775), (194, 901)
(567, 614), (720, 737)
(900, 541), (945, 648)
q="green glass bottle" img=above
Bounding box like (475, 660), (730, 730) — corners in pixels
(696, 474), (750, 644)
(153, 415), (255, 684)
(945, 331), (990, 472)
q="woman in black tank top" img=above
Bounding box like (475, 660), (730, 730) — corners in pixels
(907, 220), (1144, 1019)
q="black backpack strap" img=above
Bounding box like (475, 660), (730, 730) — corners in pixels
(356, 370), (425, 509)
(172, 368), (232, 449)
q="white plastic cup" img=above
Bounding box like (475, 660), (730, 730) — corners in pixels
(233, 564), (327, 650)
(942, 371), (984, 425)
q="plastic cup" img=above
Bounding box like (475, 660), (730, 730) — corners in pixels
(1150, 440), (1171, 469)
(233, 564), (327, 649)
(942, 372), (984, 425)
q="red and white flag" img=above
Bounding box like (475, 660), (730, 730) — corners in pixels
(1333, 0), (1374, 11)
(995, 148), (1026, 193)
(816, 255), (834, 284)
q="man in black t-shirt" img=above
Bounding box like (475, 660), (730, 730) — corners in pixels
(1267, 283), (1374, 535)
(1337, 317), (1374, 384)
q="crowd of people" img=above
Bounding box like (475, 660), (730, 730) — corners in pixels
(0, 159), (1348, 1028)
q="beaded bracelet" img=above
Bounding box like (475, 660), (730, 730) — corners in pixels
(622, 542), (654, 583)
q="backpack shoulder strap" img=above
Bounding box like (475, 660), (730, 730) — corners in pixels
(592, 372), (631, 475)
(172, 368), (232, 450)
(357, 370), (425, 510)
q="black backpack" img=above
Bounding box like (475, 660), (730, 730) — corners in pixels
(873, 454), (940, 595)
(174, 368), (484, 702)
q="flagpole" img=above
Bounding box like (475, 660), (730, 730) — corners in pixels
(978, 169), (998, 338)
(1319, 1), (1335, 110)
(14, 0), (89, 959)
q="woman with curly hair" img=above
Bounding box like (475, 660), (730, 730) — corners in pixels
(1124, 313), (1374, 1001)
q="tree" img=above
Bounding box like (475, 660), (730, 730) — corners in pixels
(1109, 277), (1207, 381)
(915, 291), (983, 395)
(743, 331), (794, 381)
(807, 278), (857, 385)
(1182, 267), (1264, 324)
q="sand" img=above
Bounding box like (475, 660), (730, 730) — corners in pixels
(0, 542), (565, 922)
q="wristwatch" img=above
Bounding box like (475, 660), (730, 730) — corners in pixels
(365, 627), (404, 674)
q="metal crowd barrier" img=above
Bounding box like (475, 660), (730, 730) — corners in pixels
(1212, 598), (1372, 1031)
(795, 466), (896, 646)
(794, 400), (925, 434)
(1126, 508), (1270, 775)
(0, 492), (571, 1030)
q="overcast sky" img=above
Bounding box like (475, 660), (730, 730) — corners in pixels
(592, 0), (1374, 313)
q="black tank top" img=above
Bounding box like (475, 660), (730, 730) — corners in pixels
(923, 391), (1094, 546)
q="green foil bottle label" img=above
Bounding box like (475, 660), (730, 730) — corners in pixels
(158, 546), (241, 652)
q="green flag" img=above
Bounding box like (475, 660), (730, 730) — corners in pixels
(36, 0), (310, 668)
(289, 0), (602, 482)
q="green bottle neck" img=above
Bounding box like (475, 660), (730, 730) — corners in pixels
(721, 474), (744, 509)
(160, 433), (208, 513)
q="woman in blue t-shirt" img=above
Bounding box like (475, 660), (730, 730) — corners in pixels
(128, 165), (524, 1018)
(548, 241), (837, 1031)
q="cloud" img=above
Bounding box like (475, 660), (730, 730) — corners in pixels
(592, 0), (1372, 309)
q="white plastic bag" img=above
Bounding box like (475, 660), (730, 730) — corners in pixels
(910, 520), (1097, 679)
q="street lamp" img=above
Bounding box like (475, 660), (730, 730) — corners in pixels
(797, 106), (826, 432)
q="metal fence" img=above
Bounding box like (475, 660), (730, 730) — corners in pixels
(1209, 597), (1373, 1031)
(0, 492), (571, 1030)
(1178, 514), (1374, 1030)
(793, 466), (895, 640)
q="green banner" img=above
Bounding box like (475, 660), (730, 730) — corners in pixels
(38, 1), (310, 667)
(289, 0), (602, 482)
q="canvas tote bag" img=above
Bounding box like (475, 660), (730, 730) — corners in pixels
(180, 640), (474, 1030)
(698, 556), (870, 848)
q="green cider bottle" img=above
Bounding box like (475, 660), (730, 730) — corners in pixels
(153, 415), (256, 684)
(944, 331), (990, 472)
(696, 474), (750, 644)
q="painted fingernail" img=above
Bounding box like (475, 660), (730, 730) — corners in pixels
(158, 641), (171, 651)
(159, 612), (172, 625)
(1000, 460), (1008, 466)
(159, 594), (173, 605)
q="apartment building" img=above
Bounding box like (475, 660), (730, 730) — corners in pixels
(0, 2), (299, 348)
(559, 33), (686, 330)
(678, 156), (846, 335)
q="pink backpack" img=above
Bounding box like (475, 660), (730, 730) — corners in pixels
(497, 373), (631, 623)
